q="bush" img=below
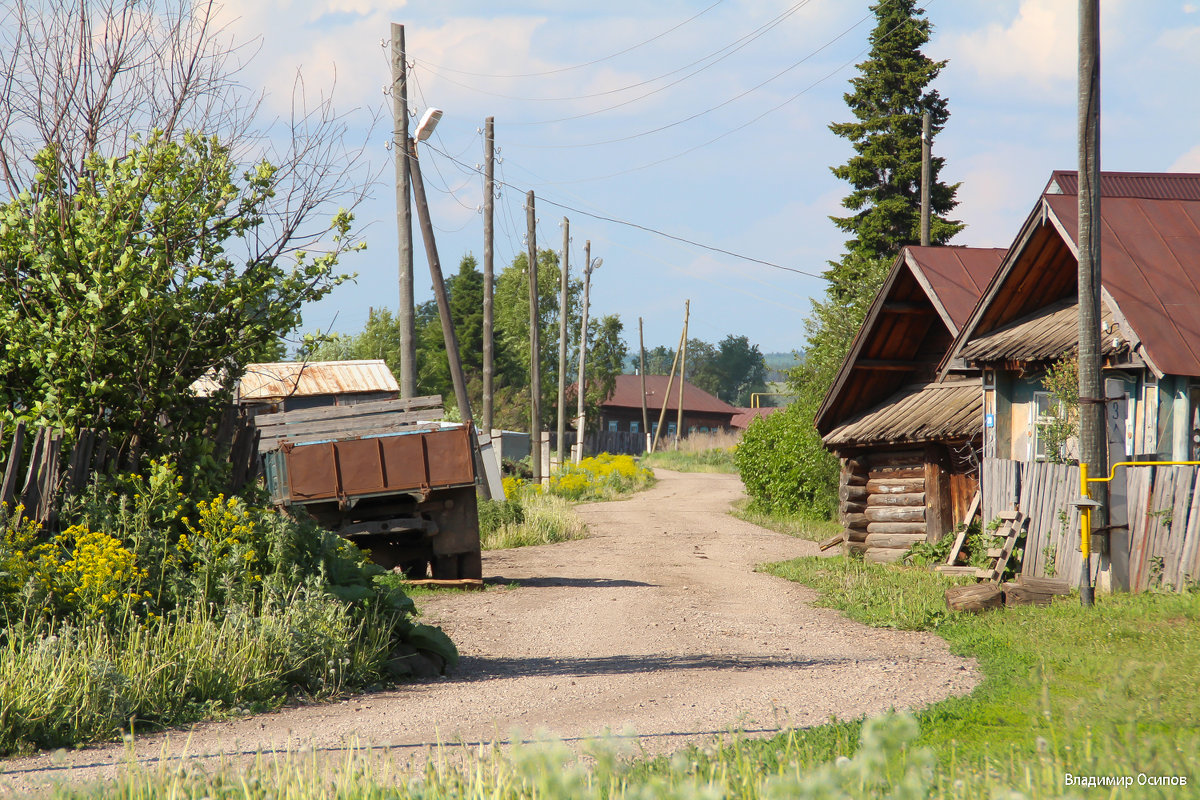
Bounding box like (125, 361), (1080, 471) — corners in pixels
(734, 403), (838, 519)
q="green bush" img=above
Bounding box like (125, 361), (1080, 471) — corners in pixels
(734, 402), (838, 518)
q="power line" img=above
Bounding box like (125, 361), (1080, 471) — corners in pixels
(411, 0), (726, 79)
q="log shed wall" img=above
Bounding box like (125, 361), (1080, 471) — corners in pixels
(841, 449), (927, 563)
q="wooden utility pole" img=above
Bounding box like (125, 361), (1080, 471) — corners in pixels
(920, 111), (932, 247)
(526, 191), (542, 483)
(408, 139), (490, 498)
(390, 23), (416, 397)
(575, 241), (599, 464)
(482, 116), (495, 433)
(1077, 0), (1104, 606)
(556, 217), (570, 467)
(675, 300), (690, 450)
(638, 317), (649, 441)
(651, 323), (687, 453)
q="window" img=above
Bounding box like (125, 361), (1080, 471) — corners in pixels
(667, 421), (677, 436)
(629, 421), (639, 434)
(1032, 391), (1067, 461)
(608, 420), (619, 432)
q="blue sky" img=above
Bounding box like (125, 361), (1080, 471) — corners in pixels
(220, 0), (1200, 355)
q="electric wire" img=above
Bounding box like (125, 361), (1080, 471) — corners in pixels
(410, 0), (726, 79)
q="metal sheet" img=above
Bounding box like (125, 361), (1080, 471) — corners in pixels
(236, 360), (400, 401)
(380, 433), (429, 490)
(424, 427), (475, 486)
(335, 438), (386, 495)
(287, 442), (339, 499)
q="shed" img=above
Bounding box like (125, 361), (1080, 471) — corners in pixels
(234, 360), (400, 414)
(815, 245), (1006, 561)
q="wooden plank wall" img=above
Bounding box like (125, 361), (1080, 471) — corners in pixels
(1018, 461), (1082, 582)
(982, 458), (1020, 526)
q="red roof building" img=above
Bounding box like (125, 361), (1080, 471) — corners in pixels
(600, 374), (737, 438)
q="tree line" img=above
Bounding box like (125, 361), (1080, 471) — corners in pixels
(639, 335), (770, 408)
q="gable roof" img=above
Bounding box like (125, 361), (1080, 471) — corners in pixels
(814, 245), (1005, 435)
(947, 171), (1200, 378)
(823, 381), (981, 449)
(731, 406), (780, 429)
(236, 360), (400, 401)
(604, 374), (736, 416)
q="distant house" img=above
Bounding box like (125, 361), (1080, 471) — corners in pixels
(600, 374), (736, 438)
(229, 360), (400, 414)
(731, 406), (781, 430)
(815, 245), (1006, 560)
(945, 171), (1200, 465)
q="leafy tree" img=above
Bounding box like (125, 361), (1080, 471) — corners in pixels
(643, 345), (676, 375)
(307, 308), (405, 374)
(580, 315), (629, 434)
(713, 335), (769, 407)
(0, 134), (355, 460)
(829, 0), (962, 262)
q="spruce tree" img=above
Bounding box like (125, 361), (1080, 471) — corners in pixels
(829, 0), (962, 262)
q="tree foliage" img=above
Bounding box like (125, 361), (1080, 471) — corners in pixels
(641, 335), (769, 407)
(829, 0), (963, 262)
(0, 133), (355, 460)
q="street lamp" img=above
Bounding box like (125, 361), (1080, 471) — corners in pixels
(574, 243), (602, 464)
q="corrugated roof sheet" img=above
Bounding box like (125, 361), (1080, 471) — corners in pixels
(605, 374), (736, 416)
(236, 360), (400, 401)
(1043, 191), (1200, 376)
(1048, 170), (1200, 201)
(731, 406), (780, 429)
(959, 298), (1121, 364)
(905, 246), (1007, 332)
(823, 382), (981, 448)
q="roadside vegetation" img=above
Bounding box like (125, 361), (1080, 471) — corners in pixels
(642, 430), (741, 473)
(0, 463), (454, 757)
(729, 498), (841, 544)
(40, 554), (1199, 799)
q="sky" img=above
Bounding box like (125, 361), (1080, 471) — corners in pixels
(215, 0), (1200, 356)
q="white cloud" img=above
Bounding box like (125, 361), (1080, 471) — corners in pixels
(1170, 144), (1200, 172)
(940, 0), (1077, 92)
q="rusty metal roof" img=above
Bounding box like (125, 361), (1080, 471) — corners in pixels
(236, 360), (400, 401)
(959, 298), (1121, 364)
(605, 374), (736, 416)
(823, 381), (981, 449)
(731, 406), (780, 429)
(1047, 170), (1200, 201)
(905, 246), (1007, 332)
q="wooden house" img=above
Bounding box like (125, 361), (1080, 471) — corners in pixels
(600, 374), (736, 438)
(815, 246), (1006, 562)
(943, 171), (1200, 465)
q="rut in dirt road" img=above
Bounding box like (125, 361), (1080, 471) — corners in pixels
(0, 469), (979, 794)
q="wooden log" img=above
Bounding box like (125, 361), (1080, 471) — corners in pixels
(840, 472), (868, 487)
(867, 449), (924, 468)
(842, 501), (867, 515)
(866, 548), (906, 564)
(400, 577), (484, 591)
(1001, 582), (1053, 607)
(819, 532), (845, 551)
(867, 478), (925, 494)
(865, 506), (925, 523)
(869, 466), (924, 479)
(945, 583), (1003, 613)
(839, 484), (868, 503)
(845, 540), (870, 555)
(842, 457), (866, 473)
(841, 512), (869, 528)
(866, 492), (925, 507)
(866, 521), (926, 535)
(1016, 576), (1071, 595)
(865, 532), (926, 549)
(845, 528), (869, 543)
(924, 443), (954, 543)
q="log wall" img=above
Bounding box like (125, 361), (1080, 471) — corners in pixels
(840, 449), (926, 562)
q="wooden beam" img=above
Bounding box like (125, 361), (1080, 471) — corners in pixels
(881, 301), (933, 314)
(853, 359), (915, 371)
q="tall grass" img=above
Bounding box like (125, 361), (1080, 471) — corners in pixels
(729, 499), (841, 544)
(642, 430), (741, 473)
(479, 493), (587, 550)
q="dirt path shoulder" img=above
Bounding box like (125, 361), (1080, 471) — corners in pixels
(0, 469), (978, 794)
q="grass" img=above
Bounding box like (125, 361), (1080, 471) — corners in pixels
(729, 498), (842, 543)
(642, 430), (741, 473)
(479, 492), (588, 550)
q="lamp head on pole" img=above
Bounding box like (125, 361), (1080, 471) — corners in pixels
(589, 256), (603, 274)
(413, 107), (443, 153)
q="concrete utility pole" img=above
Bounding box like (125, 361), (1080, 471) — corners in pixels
(920, 110), (932, 247)
(390, 23), (416, 398)
(575, 241), (600, 463)
(408, 137), (490, 499)
(526, 191), (542, 483)
(675, 300), (690, 450)
(482, 116), (495, 433)
(638, 317), (649, 442)
(1077, 0), (1104, 606)
(556, 217), (570, 468)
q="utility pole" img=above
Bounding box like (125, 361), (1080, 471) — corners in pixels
(556, 217), (570, 468)
(390, 23), (416, 398)
(1077, 0), (1104, 606)
(575, 241), (600, 463)
(675, 300), (690, 450)
(651, 323), (687, 454)
(482, 116), (495, 433)
(526, 191), (542, 484)
(920, 110), (932, 247)
(638, 317), (649, 443)
(408, 137), (490, 499)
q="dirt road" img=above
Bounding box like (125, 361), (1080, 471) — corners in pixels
(0, 469), (978, 793)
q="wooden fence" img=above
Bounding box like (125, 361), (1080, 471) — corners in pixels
(552, 430), (647, 457)
(982, 457), (1200, 591)
(0, 408), (259, 531)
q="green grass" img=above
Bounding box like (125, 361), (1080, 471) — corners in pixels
(729, 499), (842, 543)
(480, 493), (588, 550)
(641, 447), (738, 473)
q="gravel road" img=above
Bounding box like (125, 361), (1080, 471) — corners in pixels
(0, 468), (979, 794)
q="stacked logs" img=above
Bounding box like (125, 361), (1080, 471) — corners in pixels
(841, 450), (926, 564)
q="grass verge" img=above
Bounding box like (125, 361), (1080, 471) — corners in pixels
(479, 493), (588, 550)
(641, 430), (740, 473)
(729, 499), (841, 543)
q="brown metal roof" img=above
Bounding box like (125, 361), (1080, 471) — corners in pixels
(605, 374), (736, 416)
(731, 406), (780, 429)
(905, 246), (1007, 332)
(959, 298), (1121, 364)
(1048, 170), (1200, 201)
(236, 360), (400, 401)
(1042, 192), (1200, 377)
(823, 381), (981, 449)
